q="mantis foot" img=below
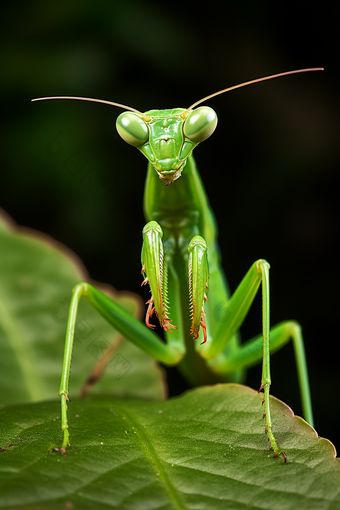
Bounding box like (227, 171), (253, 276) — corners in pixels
(260, 385), (287, 462)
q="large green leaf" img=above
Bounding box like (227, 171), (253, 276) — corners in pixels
(0, 210), (165, 404)
(0, 384), (339, 510)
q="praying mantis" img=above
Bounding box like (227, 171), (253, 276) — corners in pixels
(32, 67), (323, 461)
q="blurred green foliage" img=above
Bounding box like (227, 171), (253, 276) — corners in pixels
(0, 0), (339, 451)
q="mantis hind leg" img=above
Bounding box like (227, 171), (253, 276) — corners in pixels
(208, 320), (313, 427)
(209, 319), (312, 463)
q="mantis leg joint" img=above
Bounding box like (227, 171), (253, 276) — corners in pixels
(256, 259), (271, 273)
(284, 320), (302, 337)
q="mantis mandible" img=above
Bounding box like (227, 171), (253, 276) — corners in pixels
(33, 67), (323, 461)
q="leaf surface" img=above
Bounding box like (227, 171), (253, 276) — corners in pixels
(0, 384), (339, 510)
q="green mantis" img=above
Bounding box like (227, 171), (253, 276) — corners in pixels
(33, 67), (323, 461)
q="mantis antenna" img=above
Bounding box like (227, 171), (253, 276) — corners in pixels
(187, 68), (324, 110)
(31, 68), (324, 116)
(31, 96), (144, 116)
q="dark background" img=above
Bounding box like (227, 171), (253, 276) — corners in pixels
(1, 1), (339, 452)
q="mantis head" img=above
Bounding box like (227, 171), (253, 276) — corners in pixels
(116, 107), (217, 185)
(32, 68), (323, 186)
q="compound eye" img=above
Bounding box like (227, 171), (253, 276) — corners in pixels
(183, 106), (217, 143)
(116, 112), (149, 147)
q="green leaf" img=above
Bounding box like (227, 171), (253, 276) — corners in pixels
(0, 384), (339, 510)
(0, 210), (165, 405)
